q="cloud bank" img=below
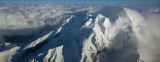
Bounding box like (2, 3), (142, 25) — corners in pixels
(0, 4), (101, 44)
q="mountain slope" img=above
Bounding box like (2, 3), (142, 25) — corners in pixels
(19, 8), (137, 62)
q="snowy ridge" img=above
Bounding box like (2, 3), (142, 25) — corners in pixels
(24, 31), (53, 49)
(80, 14), (107, 62)
(16, 15), (74, 62)
(56, 15), (74, 34)
(81, 18), (93, 29)
(80, 10), (133, 62)
(43, 46), (64, 62)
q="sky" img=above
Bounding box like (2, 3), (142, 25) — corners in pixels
(0, 0), (160, 4)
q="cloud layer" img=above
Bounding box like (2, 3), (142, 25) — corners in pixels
(0, 4), (102, 44)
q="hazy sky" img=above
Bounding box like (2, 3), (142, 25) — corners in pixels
(0, 0), (160, 4)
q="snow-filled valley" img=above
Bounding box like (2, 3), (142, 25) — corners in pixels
(0, 4), (160, 62)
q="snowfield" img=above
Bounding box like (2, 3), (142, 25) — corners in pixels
(0, 4), (160, 62)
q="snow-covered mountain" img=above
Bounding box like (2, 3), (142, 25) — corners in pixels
(0, 4), (160, 62)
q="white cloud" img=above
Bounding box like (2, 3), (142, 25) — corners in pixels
(125, 8), (160, 62)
